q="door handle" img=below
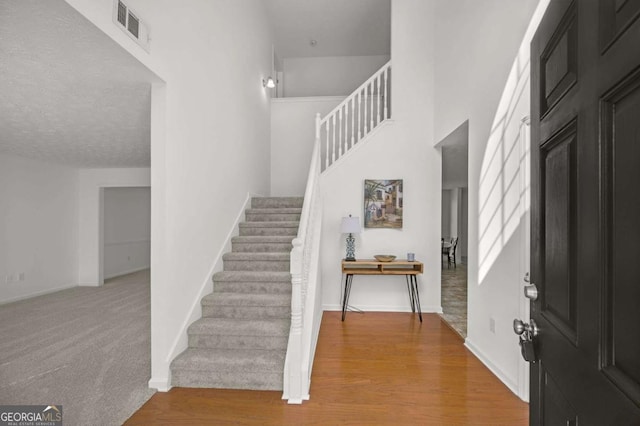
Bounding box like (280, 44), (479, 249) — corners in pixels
(513, 318), (539, 337)
(515, 320), (538, 363)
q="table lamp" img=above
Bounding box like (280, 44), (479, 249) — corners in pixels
(341, 215), (361, 261)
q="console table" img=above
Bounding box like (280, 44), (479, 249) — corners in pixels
(341, 259), (424, 322)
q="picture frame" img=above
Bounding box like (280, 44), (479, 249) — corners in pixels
(363, 179), (403, 229)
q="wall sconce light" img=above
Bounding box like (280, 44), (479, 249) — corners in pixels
(341, 215), (361, 261)
(263, 76), (276, 88)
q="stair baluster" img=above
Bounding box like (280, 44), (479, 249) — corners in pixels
(358, 90), (362, 142)
(384, 67), (389, 120)
(377, 74), (381, 125)
(324, 118), (329, 169)
(364, 85), (368, 134)
(350, 98), (355, 148)
(369, 82), (374, 131)
(331, 114), (336, 165)
(338, 108), (342, 157)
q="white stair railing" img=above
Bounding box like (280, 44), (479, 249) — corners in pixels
(284, 62), (392, 403)
(319, 61), (391, 171)
(283, 114), (324, 404)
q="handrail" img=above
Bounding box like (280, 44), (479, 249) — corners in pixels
(283, 114), (323, 404)
(283, 62), (392, 403)
(319, 61), (391, 171)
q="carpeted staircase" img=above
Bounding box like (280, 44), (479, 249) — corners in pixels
(170, 197), (302, 390)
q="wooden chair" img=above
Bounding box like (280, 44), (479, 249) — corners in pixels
(441, 238), (449, 268)
(442, 237), (458, 269)
(449, 237), (459, 269)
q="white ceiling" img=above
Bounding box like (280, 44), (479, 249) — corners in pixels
(0, 0), (157, 168)
(265, 0), (391, 59)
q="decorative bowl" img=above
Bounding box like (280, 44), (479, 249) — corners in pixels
(374, 255), (396, 262)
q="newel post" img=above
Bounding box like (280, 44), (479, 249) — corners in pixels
(315, 113), (321, 140)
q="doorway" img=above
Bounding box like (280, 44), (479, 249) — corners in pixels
(102, 187), (151, 280)
(438, 121), (469, 338)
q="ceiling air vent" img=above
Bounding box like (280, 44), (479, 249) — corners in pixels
(113, 0), (149, 52)
(127, 12), (139, 38)
(117, 1), (126, 26)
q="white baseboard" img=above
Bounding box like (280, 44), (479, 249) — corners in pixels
(323, 304), (443, 314)
(0, 283), (78, 305)
(148, 377), (171, 392)
(104, 265), (150, 280)
(285, 396), (309, 404)
(464, 338), (519, 396)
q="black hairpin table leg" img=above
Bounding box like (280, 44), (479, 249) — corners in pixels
(409, 275), (422, 322)
(406, 275), (416, 313)
(342, 274), (353, 321)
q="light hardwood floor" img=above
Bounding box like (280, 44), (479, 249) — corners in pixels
(127, 311), (527, 425)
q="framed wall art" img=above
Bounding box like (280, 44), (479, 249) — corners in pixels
(363, 179), (403, 229)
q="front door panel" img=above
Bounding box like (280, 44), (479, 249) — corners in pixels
(541, 120), (577, 345)
(531, 0), (640, 424)
(601, 64), (640, 408)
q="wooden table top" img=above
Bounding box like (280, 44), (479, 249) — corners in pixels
(341, 259), (424, 275)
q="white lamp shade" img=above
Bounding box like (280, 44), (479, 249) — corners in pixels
(341, 216), (361, 234)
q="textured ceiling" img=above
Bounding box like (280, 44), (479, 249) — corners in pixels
(265, 0), (390, 59)
(1, 1), (389, 168)
(0, 0), (158, 168)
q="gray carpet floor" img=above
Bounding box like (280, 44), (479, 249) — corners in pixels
(440, 262), (467, 338)
(0, 269), (155, 425)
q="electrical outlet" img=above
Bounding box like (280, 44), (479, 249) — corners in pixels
(489, 317), (496, 333)
(4, 275), (10, 284)
(127, 256), (131, 261)
(18, 272), (25, 281)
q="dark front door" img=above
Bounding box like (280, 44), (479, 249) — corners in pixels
(530, 0), (640, 424)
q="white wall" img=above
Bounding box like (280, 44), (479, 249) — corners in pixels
(441, 189), (451, 238)
(433, 0), (547, 397)
(283, 55), (390, 97)
(271, 96), (344, 196)
(460, 187), (468, 259)
(442, 187), (466, 261)
(0, 154), (79, 304)
(320, 1), (440, 314)
(77, 168), (150, 286)
(450, 187), (459, 238)
(65, 0), (275, 390)
(103, 187), (151, 279)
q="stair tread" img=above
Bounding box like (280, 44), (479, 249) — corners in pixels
(239, 221), (300, 228)
(189, 318), (289, 336)
(202, 293), (290, 306)
(245, 208), (302, 214)
(231, 236), (295, 243)
(213, 271), (291, 282)
(223, 252), (290, 260)
(172, 348), (285, 371)
(251, 197), (304, 208)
